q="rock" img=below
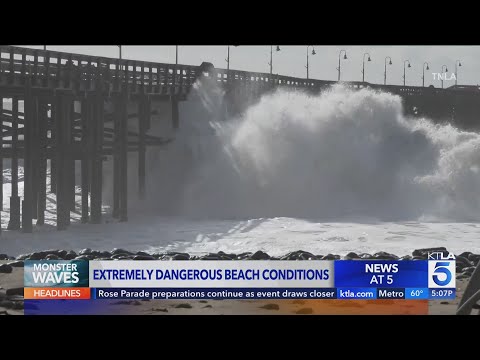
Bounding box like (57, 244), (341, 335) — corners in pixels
(90, 251), (102, 259)
(0, 254), (9, 260)
(45, 254), (60, 260)
(344, 252), (359, 259)
(359, 253), (373, 259)
(7, 261), (24, 268)
(456, 256), (472, 268)
(0, 264), (13, 274)
(75, 255), (93, 261)
(16, 253), (31, 260)
(111, 254), (134, 260)
(217, 251), (236, 259)
(57, 250), (68, 259)
(115, 255), (134, 260)
(299, 252), (317, 260)
(459, 251), (472, 259)
(172, 253), (190, 260)
(175, 303), (193, 309)
(100, 251), (112, 258)
(236, 252), (253, 260)
(111, 248), (133, 256)
(250, 251), (271, 260)
(281, 250), (316, 260)
(152, 308), (168, 312)
(202, 305), (213, 308)
(132, 255), (155, 260)
(11, 302), (23, 310)
(112, 300), (133, 305)
(79, 248), (92, 255)
(0, 300), (14, 309)
(199, 300), (208, 303)
(6, 288), (23, 296)
(136, 251), (150, 257)
(44, 249), (65, 258)
(462, 266), (476, 275)
(296, 250), (316, 260)
(200, 254), (222, 260)
(373, 251), (399, 260)
(412, 256), (425, 260)
(412, 247), (447, 257)
(28, 252), (48, 260)
(322, 254), (338, 260)
(400, 255), (413, 260)
(468, 254), (480, 265)
(440, 301), (449, 305)
(296, 308), (314, 314)
(64, 251), (77, 260)
(259, 303), (279, 310)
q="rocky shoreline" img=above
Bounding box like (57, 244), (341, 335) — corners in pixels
(1, 246), (479, 277)
(1, 246), (478, 315)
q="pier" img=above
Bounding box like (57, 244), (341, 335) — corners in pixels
(1, 45), (480, 233)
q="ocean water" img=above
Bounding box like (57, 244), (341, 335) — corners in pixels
(2, 81), (480, 256)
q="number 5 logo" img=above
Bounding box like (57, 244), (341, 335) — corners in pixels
(433, 262), (452, 286)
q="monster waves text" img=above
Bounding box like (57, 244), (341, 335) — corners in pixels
(92, 268), (330, 281)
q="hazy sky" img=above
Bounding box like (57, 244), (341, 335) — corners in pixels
(19, 45), (480, 87)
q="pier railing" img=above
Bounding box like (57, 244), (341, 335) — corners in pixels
(1, 45), (469, 99)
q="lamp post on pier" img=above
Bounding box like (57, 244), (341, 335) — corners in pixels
(441, 65), (448, 88)
(422, 62), (430, 87)
(403, 60), (411, 86)
(362, 52), (371, 82)
(384, 56), (393, 85)
(306, 46), (316, 79)
(337, 49), (348, 81)
(455, 60), (462, 86)
(268, 46), (281, 75)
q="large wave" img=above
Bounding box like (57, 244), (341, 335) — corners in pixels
(132, 78), (480, 222)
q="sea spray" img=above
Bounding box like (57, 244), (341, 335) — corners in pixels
(125, 77), (480, 222)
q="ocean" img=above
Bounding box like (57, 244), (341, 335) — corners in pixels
(2, 80), (480, 257)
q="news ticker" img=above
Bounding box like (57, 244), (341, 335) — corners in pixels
(23, 251), (457, 301)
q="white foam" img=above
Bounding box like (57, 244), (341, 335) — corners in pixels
(3, 79), (480, 256)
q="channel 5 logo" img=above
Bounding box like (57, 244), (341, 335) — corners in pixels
(428, 252), (456, 288)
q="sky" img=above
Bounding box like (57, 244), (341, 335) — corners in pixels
(18, 45), (480, 87)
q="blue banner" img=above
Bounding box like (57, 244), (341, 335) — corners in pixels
(334, 260), (428, 288)
(92, 287), (338, 300)
(405, 288), (429, 299)
(376, 288), (405, 299)
(429, 288), (456, 300)
(337, 288), (377, 300)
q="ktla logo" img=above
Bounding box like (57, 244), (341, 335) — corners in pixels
(428, 258), (456, 288)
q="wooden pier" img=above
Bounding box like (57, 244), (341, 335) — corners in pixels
(1, 45), (480, 234)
